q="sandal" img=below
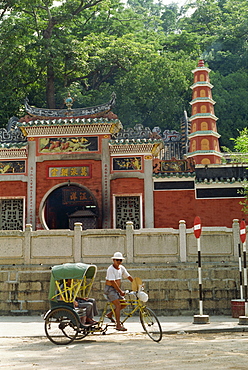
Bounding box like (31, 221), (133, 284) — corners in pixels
(86, 319), (98, 325)
(116, 326), (127, 331)
(105, 315), (116, 323)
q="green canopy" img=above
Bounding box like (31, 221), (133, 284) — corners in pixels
(48, 262), (97, 302)
(52, 262), (96, 280)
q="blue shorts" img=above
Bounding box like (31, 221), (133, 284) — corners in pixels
(104, 285), (122, 302)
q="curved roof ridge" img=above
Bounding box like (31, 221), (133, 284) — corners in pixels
(24, 93), (116, 119)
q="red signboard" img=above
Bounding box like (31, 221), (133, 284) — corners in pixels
(240, 220), (246, 243)
(194, 216), (202, 239)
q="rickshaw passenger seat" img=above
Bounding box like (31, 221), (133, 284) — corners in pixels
(50, 300), (74, 310)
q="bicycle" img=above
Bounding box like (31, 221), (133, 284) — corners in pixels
(99, 288), (162, 342)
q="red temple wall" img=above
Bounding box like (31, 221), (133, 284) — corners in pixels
(154, 190), (247, 229)
(0, 181), (26, 197)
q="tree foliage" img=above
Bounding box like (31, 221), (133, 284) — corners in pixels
(232, 128), (248, 155)
(221, 128), (248, 215)
(0, 0), (247, 142)
(226, 128), (248, 216)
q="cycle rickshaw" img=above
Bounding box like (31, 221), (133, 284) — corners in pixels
(44, 262), (162, 345)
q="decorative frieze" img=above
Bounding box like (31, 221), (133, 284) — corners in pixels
(112, 157), (142, 171)
(39, 136), (98, 154)
(109, 143), (156, 155)
(0, 148), (27, 159)
(115, 123), (151, 139)
(18, 122), (122, 137)
(153, 157), (195, 174)
(0, 161), (25, 174)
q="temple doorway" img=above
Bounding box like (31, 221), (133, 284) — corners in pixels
(44, 184), (98, 230)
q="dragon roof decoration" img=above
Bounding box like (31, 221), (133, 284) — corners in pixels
(24, 93), (116, 119)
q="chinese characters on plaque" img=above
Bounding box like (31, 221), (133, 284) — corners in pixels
(48, 166), (90, 178)
(62, 188), (94, 205)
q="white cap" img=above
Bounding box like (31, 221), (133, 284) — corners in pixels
(111, 252), (125, 260)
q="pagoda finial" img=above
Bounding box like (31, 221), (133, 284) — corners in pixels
(198, 59), (204, 67)
(64, 92), (75, 110)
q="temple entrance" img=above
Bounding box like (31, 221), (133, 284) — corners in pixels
(44, 184), (98, 230)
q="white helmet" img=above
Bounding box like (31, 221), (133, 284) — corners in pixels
(137, 291), (148, 302)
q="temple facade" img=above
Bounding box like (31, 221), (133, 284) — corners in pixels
(0, 61), (246, 231)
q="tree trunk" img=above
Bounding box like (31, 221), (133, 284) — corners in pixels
(46, 63), (56, 109)
(43, 16), (57, 109)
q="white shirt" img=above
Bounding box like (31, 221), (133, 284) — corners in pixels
(106, 264), (130, 281)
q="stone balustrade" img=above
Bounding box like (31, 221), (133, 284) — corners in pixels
(0, 219), (242, 265)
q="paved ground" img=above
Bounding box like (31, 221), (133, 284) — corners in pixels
(1, 316), (248, 369)
(1, 315), (247, 337)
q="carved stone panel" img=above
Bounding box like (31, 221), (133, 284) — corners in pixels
(115, 196), (140, 229)
(0, 199), (24, 230)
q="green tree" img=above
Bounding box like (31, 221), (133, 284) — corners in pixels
(212, 71), (248, 147)
(222, 128), (248, 215)
(179, 0), (248, 148)
(0, 0), (197, 132)
(233, 128), (248, 216)
(231, 128), (248, 157)
(0, 0), (116, 114)
(113, 51), (195, 130)
(0, 0), (247, 144)
(0, 0), (176, 121)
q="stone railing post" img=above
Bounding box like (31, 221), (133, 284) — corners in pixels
(126, 221), (134, 263)
(74, 222), (82, 262)
(232, 219), (240, 258)
(24, 224), (32, 264)
(179, 220), (187, 262)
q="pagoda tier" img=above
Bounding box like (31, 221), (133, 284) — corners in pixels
(188, 60), (222, 165)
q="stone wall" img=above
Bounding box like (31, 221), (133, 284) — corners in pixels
(0, 262), (241, 316)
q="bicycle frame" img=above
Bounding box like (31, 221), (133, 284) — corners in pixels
(91, 292), (146, 333)
(120, 294), (146, 324)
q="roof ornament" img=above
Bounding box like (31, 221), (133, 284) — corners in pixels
(23, 93), (116, 118)
(64, 92), (75, 110)
(0, 116), (27, 146)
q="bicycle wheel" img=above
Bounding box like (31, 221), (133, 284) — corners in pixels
(139, 307), (162, 342)
(45, 307), (80, 345)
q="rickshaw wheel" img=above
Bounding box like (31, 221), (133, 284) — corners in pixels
(74, 328), (89, 340)
(45, 307), (80, 345)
